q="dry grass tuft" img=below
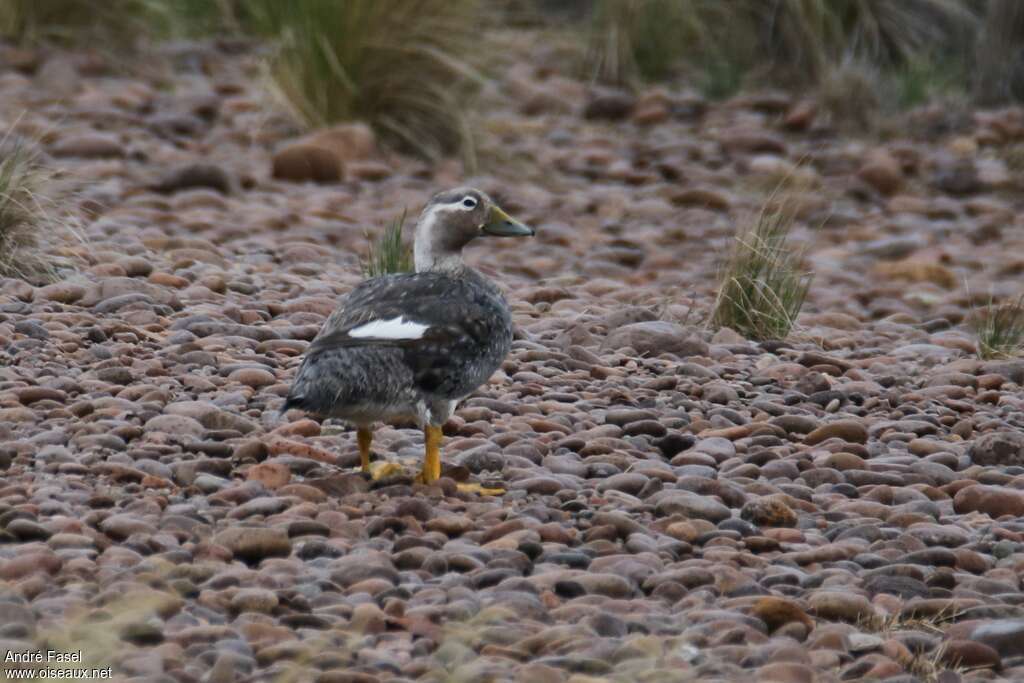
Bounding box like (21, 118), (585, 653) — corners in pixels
(857, 606), (970, 683)
(971, 294), (1024, 360)
(998, 142), (1024, 175)
(817, 61), (883, 131)
(861, 608), (957, 636)
(904, 643), (969, 683)
(0, 133), (75, 284)
(363, 210), (413, 277)
(711, 198), (812, 342)
(246, 0), (482, 160)
(17, 589), (177, 679)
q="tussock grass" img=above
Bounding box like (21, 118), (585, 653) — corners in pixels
(794, 0), (977, 73)
(363, 211), (413, 277)
(974, 0), (1024, 105)
(587, 0), (980, 95)
(711, 199), (812, 342)
(585, 0), (711, 86)
(971, 295), (1024, 360)
(0, 133), (71, 284)
(894, 55), (969, 109)
(246, 0), (481, 160)
(0, 0), (171, 46)
(4, 2), (484, 156)
(0, 0), (255, 44)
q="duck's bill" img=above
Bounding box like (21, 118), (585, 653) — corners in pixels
(482, 206), (535, 237)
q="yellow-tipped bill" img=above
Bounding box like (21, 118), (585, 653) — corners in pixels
(482, 205), (534, 237)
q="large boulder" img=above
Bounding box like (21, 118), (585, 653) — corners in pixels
(272, 122), (377, 183)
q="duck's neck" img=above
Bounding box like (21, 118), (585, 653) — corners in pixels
(414, 246), (464, 274)
(414, 208), (465, 274)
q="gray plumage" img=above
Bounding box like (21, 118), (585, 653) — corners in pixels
(283, 269), (512, 426)
(283, 187), (533, 431)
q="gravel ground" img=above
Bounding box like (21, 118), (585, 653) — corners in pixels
(3, 37), (1024, 683)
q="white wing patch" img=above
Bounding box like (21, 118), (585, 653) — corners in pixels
(348, 316), (430, 340)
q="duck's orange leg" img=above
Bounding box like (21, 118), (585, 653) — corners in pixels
(415, 425), (443, 484)
(357, 427), (372, 474)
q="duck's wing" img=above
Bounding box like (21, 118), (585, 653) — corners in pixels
(304, 272), (508, 393)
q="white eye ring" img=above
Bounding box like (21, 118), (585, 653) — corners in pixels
(461, 197), (477, 209)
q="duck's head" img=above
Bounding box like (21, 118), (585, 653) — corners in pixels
(414, 187), (534, 273)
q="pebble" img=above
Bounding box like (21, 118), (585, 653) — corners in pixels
(214, 527), (292, 563)
(858, 149), (904, 195)
(803, 419), (868, 445)
(809, 591), (876, 623)
(51, 132), (124, 158)
(970, 431), (1024, 467)
(740, 495), (798, 527)
(962, 619), (1024, 659)
(228, 367), (277, 388)
(271, 123), (375, 183)
(953, 485), (1024, 518)
(939, 639), (1001, 670)
(653, 491), (731, 522)
(600, 321), (708, 357)
(154, 163), (232, 194)
(230, 588), (279, 614)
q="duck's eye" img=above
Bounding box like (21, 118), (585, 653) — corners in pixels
(461, 197), (477, 209)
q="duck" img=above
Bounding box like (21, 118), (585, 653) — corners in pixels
(283, 187), (534, 488)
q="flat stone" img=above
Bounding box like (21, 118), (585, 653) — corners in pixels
(969, 619), (1024, 660)
(804, 419), (868, 446)
(601, 321), (708, 357)
(809, 591), (875, 622)
(953, 485), (1024, 518)
(652, 491), (731, 523)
